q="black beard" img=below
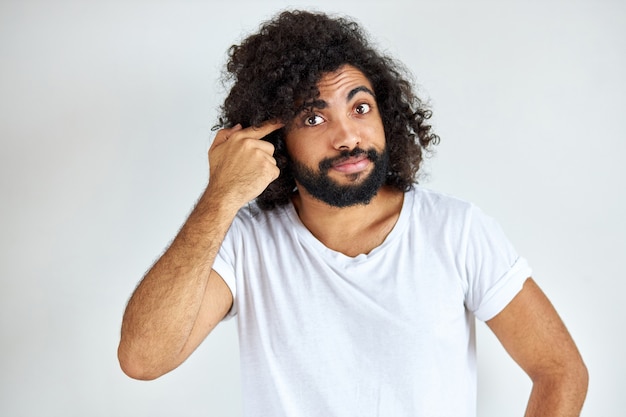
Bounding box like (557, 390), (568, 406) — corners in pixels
(289, 147), (389, 208)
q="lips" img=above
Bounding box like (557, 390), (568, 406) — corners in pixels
(318, 148), (376, 174)
(331, 155), (370, 174)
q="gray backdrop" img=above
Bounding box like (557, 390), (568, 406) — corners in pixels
(1, 0), (624, 415)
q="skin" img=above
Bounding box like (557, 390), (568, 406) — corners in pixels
(487, 279), (588, 416)
(117, 121), (281, 380)
(284, 65), (404, 256)
(118, 65), (588, 415)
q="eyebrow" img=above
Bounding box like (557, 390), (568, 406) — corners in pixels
(299, 85), (376, 112)
(347, 85), (376, 102)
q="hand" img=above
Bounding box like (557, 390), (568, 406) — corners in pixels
(207, 120), (284, 208)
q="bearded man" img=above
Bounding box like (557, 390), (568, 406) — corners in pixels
(118, 10), (588, 417)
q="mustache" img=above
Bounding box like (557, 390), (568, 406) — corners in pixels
(318, 148), (378, 172)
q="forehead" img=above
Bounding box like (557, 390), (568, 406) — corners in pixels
(317, 65), (373, 95)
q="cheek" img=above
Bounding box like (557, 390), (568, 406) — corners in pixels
(364, 122), (386, 148)
(284, 132), (322, 164)
(290, 147), (319, 167)
(284, 136), (309, 166)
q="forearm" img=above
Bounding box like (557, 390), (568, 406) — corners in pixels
(118, 189), (238, 379)
(118, 122), (281, 380)
(524, 366), (589, 417)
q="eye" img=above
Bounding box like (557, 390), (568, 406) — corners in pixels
(303, 114), (324, 127)
(355, 103), (371, 115)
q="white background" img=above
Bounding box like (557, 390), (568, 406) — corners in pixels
(1, 0), (624, 416)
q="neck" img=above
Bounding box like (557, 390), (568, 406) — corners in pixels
(291, 186), (404, 257)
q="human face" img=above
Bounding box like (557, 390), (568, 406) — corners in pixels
(284, 65), (387, 207)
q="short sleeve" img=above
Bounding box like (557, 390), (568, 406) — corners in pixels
(212, 218), (240, 318)
(463, 205), (532, 321)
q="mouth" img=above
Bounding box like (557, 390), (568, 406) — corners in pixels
(316, 148), (376, 177)
(331, 155), (371, 174)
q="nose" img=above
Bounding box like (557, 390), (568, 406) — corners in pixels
(330, 117), (360, 151)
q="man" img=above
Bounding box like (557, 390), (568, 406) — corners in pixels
(118, 10), (588, 417)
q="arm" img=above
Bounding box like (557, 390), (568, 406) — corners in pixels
(117, 121), (283, 380)
(487, 278), (588, 417)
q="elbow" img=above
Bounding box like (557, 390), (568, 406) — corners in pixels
(564, 356), (589, 396)
(576, 359), (590, 396)
(568, 360), (590, 411)
(118, 361), (160, 381)
(531, 356), (589, 402)
(117, 342), (169, 381)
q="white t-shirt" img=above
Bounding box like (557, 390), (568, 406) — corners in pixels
(213, 186), (531, 417)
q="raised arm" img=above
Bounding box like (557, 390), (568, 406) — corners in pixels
(117, 121), (283, 380)
(487, 278), (588, 416)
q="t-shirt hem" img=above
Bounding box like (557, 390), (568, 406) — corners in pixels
(212, 255), (238, 319)
(474, 257), (532, 321)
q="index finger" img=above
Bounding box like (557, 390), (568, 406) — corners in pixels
(246, 120), (285, 140)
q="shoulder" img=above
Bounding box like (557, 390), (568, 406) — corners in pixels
(406, 186), (506, 244)
(230, 200), (294, 231)
(409, 186), (477, 220)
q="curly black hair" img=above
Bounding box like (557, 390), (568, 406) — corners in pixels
(218, 9), (439, 210)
